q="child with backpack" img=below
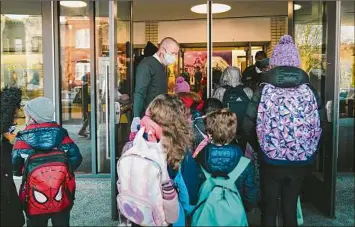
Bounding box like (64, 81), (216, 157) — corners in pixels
(192, 98), (224, 159)
(117, 94), (193, 227)
(12, 97), (82, 227)
(193, 109), (258, 226)
(213, 66), (253, 149)
(243, 35), (327, 226)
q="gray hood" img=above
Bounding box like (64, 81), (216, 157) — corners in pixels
(220, 66), (242, 87)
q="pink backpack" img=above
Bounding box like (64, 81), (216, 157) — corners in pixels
(117, 128), (170, 226)
(256, 84), (322, 162)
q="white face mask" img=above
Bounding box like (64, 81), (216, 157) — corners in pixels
(163, 52), (176, 66)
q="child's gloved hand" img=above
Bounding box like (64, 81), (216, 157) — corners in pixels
(130, 117), (140, 132)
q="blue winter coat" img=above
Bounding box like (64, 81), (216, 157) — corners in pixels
(12, 122), (82, 176)
(196, 143), (258, 211)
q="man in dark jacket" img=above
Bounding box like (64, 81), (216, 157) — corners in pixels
(242, 51), (268, 91)
(12, 97), (82, 227)
(131, 37), (179, 132)
(242, 35), (328, 226)
(133, 41), (159, 76)
(0, 86), (25, 227)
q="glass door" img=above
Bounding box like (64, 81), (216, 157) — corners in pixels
(294, 1), (340, 218)
(94, 1), (131, 175)
(59, 1), (92, 174)
(94, 0), (132, 219)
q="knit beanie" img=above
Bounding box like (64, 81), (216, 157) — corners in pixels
(270, 35), (301, 67)
(174, 77), (190, 93)
(24, 97), (54, 123)
(144, 41), (158, 57)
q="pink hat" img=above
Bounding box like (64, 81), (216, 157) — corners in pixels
(174, 77), (190, 93)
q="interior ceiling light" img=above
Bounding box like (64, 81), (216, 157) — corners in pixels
(60, 1), (87, 8)
(5, 14), (29, 20)
(294, 4), (302, 11)
(191, 3), (231, 14)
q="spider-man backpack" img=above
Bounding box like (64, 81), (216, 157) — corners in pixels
(19, 150), (76, 217)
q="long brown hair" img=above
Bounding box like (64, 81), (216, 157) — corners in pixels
(147, 94), (193, 169)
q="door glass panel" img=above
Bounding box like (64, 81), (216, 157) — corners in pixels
(339, 1), (355, 172)
(1, 1), (43, 130)
(116, 1), (132, 166)
(59, 1), (91, 173)
(95, 2), (109, 173)
(294, 1), (328, 176)
(133, 0), (207, 95)
(211, 0), (280, 96)
(95, 1), (132, 173)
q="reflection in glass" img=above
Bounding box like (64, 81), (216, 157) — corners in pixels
(338, 1), (354, 172)
(294, 1), (327, 173)
(294, 1), (327, 100)
(60, 2), (91, 173)
(95, 2), (110, 173)
(0, 2), (43, 130)
(95, 2), (132, 173)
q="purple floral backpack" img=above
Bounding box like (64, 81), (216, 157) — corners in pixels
(256, 83), (322, 162)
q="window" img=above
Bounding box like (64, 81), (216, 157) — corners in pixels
(1, 2), (44, 130)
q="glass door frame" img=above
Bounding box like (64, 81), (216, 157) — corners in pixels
(290, 1), (341, 218)
(52, 0), (132, 179)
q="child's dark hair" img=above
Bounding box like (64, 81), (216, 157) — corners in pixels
(202, 98), (223, 115)
(0, 86), (22, 133)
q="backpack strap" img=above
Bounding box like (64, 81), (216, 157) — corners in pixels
(227, 157), (250, 184)
(201, 166), (212, 180)
(201, 157), (250, 188)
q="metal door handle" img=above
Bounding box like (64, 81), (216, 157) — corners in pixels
(326, 100), (332, 123)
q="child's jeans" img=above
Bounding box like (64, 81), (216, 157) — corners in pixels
(26, 211), (70, 227)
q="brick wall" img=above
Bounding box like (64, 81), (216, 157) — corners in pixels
(267, 16), (287, 57)
(145, 21), (158, 45)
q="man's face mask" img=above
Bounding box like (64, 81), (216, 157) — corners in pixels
(255, 58), (269, 70)
(163, 48), (177, 66)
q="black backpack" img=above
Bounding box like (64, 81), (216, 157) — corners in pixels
(222, 85), (250, 129)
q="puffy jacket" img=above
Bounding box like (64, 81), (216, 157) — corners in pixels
(196, 143), (258, 211)
(12, 122), (82, 176)
(242, 66), (329, 166)
(168, 150), (202, 207)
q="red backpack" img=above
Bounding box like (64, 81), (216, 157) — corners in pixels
(19, 150), (76, 217)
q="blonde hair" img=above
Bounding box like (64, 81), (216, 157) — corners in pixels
(205, 108), (237, 145)
(147, 94), (193, 169)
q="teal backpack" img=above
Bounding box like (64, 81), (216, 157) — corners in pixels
(191, 157), (250, 226)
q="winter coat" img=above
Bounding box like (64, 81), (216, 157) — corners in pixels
(196, 143), (258, 211)
(167, 151), (202, 226)
(241, 65), (262, 91)
(242, 66), (329, 166)
(12, 122), (82, 176)
(168, 151), (202, 207)
(1, 136), (25, 227)
(213, 66), (253, 102)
